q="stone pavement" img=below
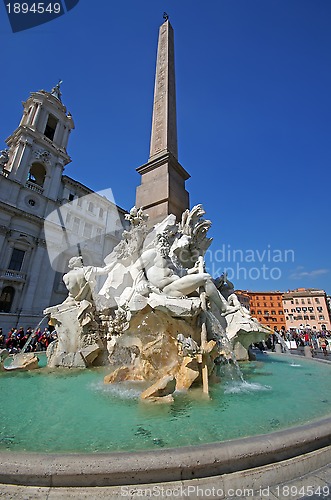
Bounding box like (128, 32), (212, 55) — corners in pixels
(0, 462), (330, 499)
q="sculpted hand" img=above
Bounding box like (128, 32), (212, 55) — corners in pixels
(135, 281), (150, 296)
(187, 260), (200, 275)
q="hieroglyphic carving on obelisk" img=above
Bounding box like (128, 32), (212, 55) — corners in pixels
(149, 20), (178, 160)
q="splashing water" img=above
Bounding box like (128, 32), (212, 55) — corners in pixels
(205, 311), (245, 383)
(224, 380), (271, 394)
(90, 381), (143, 400)
(5, 315), (49, 370)
(21, 315), (49, 354)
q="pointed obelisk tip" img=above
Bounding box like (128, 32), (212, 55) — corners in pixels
(163, 12), (169, 22)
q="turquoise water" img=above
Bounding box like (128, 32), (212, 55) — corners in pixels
(0, 353), (330, 453)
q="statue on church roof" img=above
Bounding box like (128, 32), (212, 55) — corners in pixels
(163, 12), (169, 22)
(51, 80), (63, 101)
(0, 149), (9, 168)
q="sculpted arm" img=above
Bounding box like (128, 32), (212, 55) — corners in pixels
(129, 250), (154, 292)
(92, 261), (116, 275)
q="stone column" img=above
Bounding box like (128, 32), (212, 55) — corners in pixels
(45, 161), (63, 201)
(9, 140), (33, 183)
(20, 242), (55, 314)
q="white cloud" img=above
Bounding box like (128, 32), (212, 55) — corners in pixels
(289, 267), (329, 280)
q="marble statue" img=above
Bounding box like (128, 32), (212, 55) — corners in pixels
(44, 257), (114, 367)
(46, 256), (114, 324)
(44, 204), (268, 396)
(129, 233), (240, 315)
(0, 149), (9, 168)
(50, 80), (63, 101)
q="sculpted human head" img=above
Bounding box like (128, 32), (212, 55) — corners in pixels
(156, 233), (171, 258)
(68, 256), (83, 269)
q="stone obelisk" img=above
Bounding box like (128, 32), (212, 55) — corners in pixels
(135, 18), (190, 224)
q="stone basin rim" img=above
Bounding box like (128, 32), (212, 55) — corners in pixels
(0, 414), (330, 487)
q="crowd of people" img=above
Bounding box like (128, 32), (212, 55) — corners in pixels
(262, 326), (331, 357)
(0, 326), (57, 354)
(1, 323), (330, 358)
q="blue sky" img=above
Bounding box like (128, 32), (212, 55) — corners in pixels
(1, 0), (330, 293)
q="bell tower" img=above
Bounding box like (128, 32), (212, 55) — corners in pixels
(3, 81), (74, 201)
(135, 18), (190, 224)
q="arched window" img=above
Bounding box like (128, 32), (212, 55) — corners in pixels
(0, 286), (15, 313)
(28, 162), (46, 186)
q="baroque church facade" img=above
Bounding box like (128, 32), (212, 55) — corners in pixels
(0, 84), (126, 332)
(0, 18), (190, 333)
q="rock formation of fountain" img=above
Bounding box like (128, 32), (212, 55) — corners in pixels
(44, 205), (268, 399)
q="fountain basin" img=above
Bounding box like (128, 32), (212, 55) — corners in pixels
(0, 354), (330, 486)
(0, 418), (330, 487)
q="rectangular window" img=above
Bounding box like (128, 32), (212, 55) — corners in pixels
(88, 202), (94, 213)
(99, 207), (104, 219)
(65, 212), (72, 225)
(44, 114), (58, 141)
(271, 310), (276, 315)
(315, 298), (320, 304)
(319, 315), (325, 320)
(83, 222), (92, 238)
(73, 217), (80, 234)
(77, 198), (83, 208)
(96, 228), (102, 244)
(8, 248), (25, 271)
(310, 315), (315, 320)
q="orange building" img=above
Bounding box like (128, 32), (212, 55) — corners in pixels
(235, 290), (251, 311)
(246, 291), (286, 330)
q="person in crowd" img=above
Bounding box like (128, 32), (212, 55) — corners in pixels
(318, 335), (328, 357)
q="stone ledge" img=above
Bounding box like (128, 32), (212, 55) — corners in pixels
(0, 448), (330, 499)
